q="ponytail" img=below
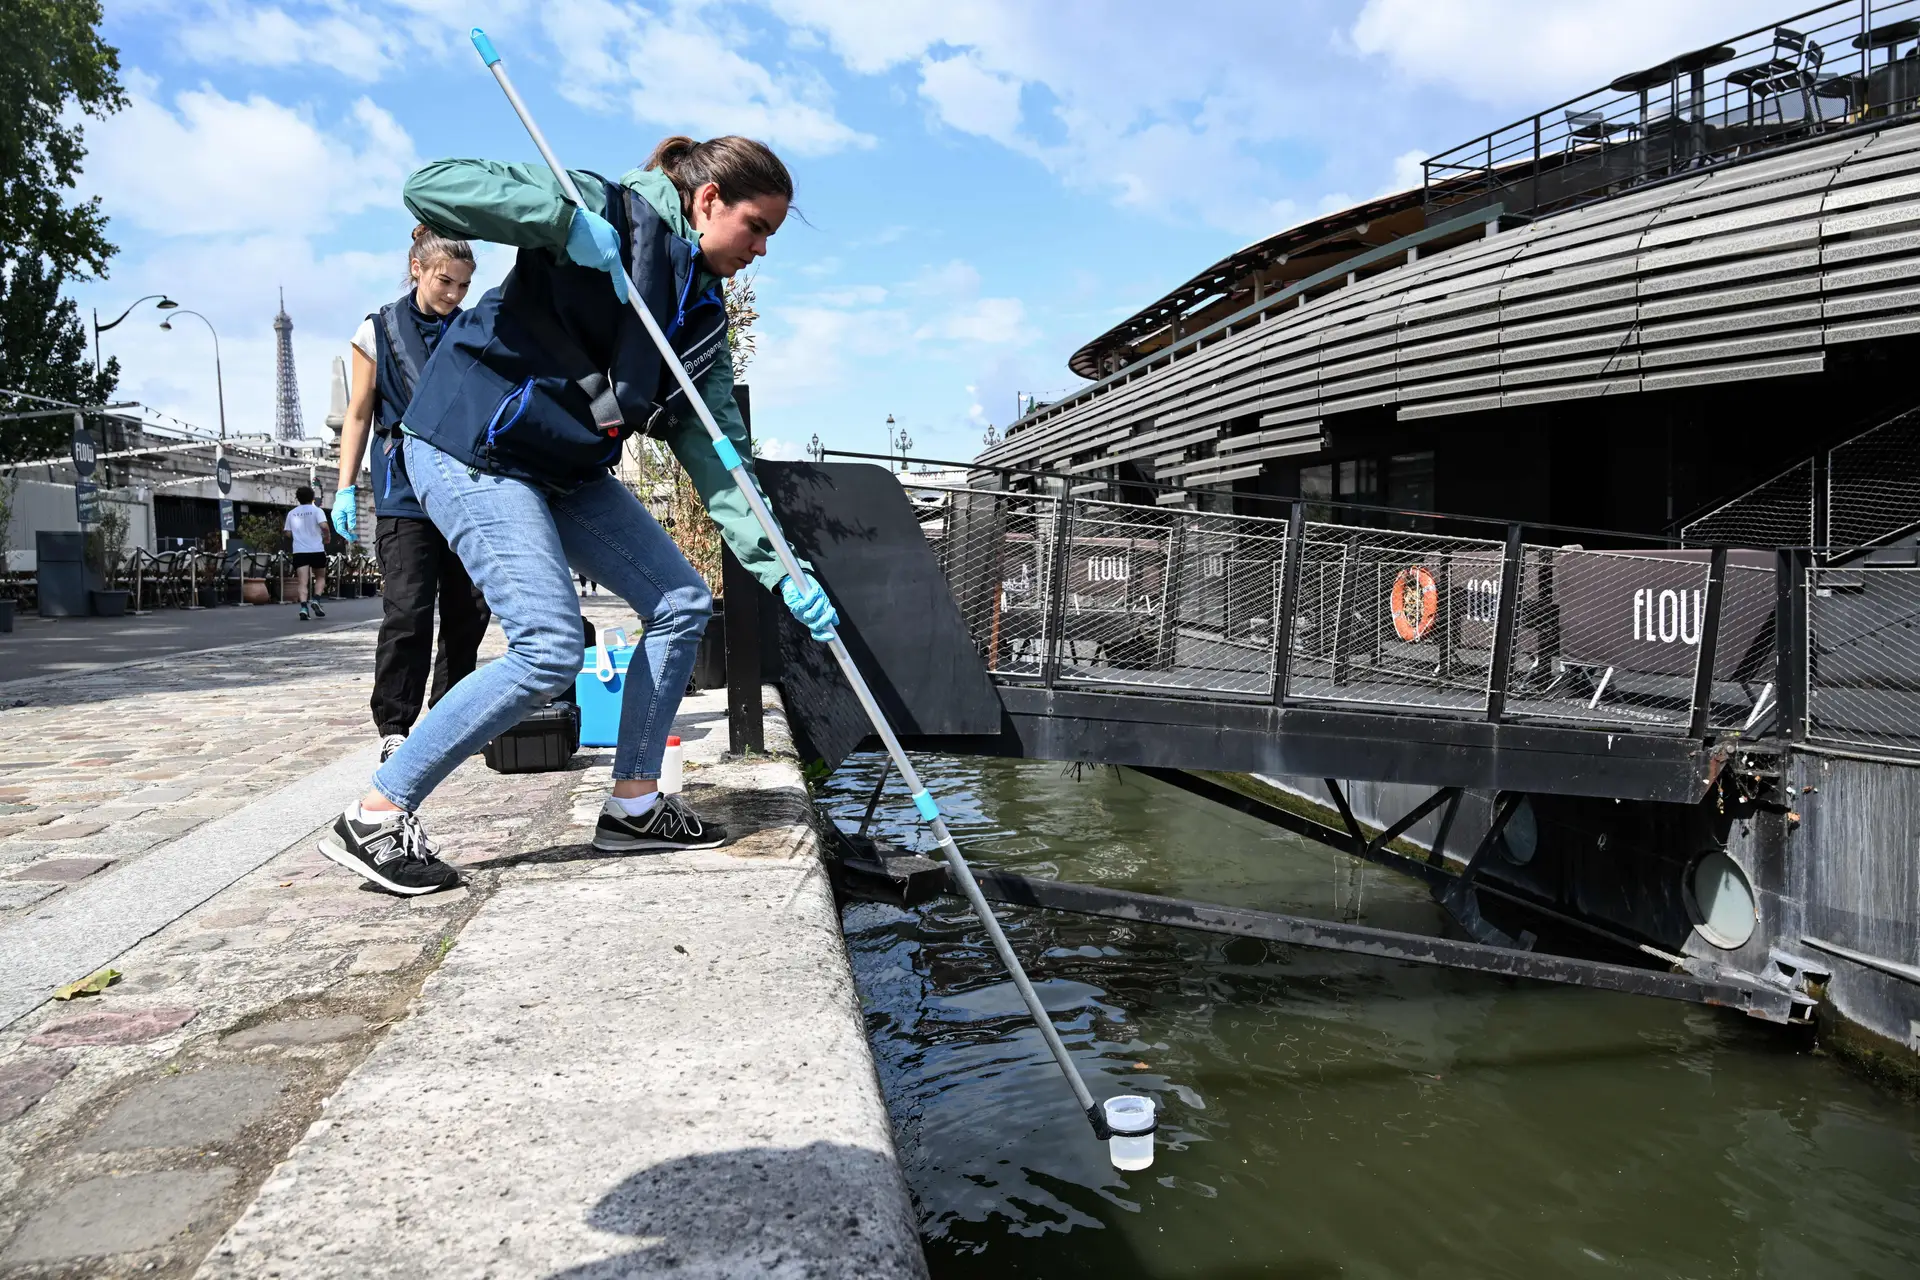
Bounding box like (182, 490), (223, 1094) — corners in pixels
(406, 223), (474, 286)
(644, 135), (793, 219)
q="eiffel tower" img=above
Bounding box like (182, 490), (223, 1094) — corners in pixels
(272, 287), (305, 443)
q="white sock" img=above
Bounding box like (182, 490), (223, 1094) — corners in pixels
(612, 792), (660, 817)
(355, 802), (402, 825)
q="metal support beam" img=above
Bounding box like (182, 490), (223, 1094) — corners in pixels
(722, 546), (765, 755)
(1776, 547), (1807, 742)
(1270, 500), (1305, 705)
(1687, 545), (1728, 739)
(1364, 786), (1459, 859)
(1435, 792), (1532, 948)
(960, 870), (1797, 1022)
(1040, 494), (1074, 688)
(1324, 778), (1364, 852)
(1486, 523), (1524, 722)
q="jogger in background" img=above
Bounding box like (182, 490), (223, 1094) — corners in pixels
(333, 226), (491, 761)
(284, 488), (329, 621)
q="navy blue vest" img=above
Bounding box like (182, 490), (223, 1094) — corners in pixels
(401, 177), (727, 494)
(369, 293), (456, 519)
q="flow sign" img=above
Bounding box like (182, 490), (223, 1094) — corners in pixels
(70, 416), (96, 478)
(219, 498), (236, 532)
(215, 455), (233, 495)
(75, 481), (99, 524)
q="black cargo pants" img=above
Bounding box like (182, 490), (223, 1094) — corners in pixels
(372, 515), (491, 737)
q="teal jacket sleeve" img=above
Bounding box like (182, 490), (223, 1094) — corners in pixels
(663, 341), (792, 592)
(402, 159), (610, 251)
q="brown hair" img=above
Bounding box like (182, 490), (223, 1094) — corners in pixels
(644, 135), (793, 219)
(406, 223), (474, 286)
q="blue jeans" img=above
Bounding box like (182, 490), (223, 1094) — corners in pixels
(372, 435), (712, 811)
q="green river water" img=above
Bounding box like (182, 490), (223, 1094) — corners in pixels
(821, 753), (1920, 1280)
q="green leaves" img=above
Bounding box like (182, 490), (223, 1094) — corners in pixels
(0, 1), (123, 462)
(0, 0), (124, 274)
(52, 967), (121, 1001)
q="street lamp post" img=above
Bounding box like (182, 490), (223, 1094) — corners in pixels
(884, 414), (895, 472)
(160, 309), (227, 440)
(92, 294), (176, 374)
(807, 433), (824, 462)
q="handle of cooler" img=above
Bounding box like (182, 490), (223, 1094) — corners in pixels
(471, 27), (1104, 1135)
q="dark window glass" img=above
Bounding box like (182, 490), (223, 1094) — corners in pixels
(1387, 451), (1436, 530)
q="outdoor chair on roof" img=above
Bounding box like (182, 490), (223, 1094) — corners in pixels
(1564, 108), (1633, 153)
(1729, 27), (1817, 127)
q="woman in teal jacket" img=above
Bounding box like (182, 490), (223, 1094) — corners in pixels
(318, 135), (836, 895)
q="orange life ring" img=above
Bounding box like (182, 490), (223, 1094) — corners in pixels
(1391, 566), (1438, 642)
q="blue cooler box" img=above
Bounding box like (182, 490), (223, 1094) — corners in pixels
(576, 630), (638, 747)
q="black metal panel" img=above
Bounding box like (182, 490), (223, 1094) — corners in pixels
(909, 685), (1719, 804)
(965, 869), (1795, 1022)
(758, 461), (1005, 768)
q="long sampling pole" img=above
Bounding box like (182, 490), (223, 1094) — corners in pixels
(469, 29), (1110, 1139)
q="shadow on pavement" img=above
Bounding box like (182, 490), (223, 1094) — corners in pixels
(544, 1142), (925, 1279)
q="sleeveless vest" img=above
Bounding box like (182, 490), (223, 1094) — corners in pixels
(399, 176), (727, 494)
(368, 293), (456, 519)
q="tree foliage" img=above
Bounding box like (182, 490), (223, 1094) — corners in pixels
(0, 0), (124, 463)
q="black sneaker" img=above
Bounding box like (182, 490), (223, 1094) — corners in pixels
(318, 809), (458, 895)
(311, 600), (326, 618)
(592, 795), (727, 853)
(379, 733), (406, 763)
(298, 605), (310, 621)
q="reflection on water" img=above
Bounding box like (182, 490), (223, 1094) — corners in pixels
(822, 754), (1920, 1280)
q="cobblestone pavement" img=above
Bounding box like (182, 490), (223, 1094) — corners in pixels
(0, 601), (657, 1277)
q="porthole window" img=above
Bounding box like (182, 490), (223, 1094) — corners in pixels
(1686, 851), (1757, 950)
(1498, 797), (1538, 866)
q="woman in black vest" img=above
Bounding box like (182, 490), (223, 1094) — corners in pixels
(317, 136), (837, 895)
(331, 226), (491, 762)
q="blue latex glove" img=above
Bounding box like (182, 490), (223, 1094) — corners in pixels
(780, 571), (839, 643)
(330, 486), (357, 539)
(565, 207), (630, 303)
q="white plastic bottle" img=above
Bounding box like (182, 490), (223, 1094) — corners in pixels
(660, 735), (684, 795)
(1103, 1095), (1156, 1170)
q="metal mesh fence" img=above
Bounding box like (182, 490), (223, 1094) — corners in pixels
(922, 486), (1061, 678)
(1501, 547), (1708, 732)
(1680, 458), (1813, 549)
(1807, 564), (1920, 757)
(917, 483), (1783, 739)
(1052, 501), (1292, 696)
(1282, 524), (1504, 714)
(1829, 409), (1920, 549)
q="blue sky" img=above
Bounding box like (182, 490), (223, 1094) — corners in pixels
(69, 0), (1758, 465)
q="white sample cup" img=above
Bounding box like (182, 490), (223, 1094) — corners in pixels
(1103, 1095), (1156, 1171)
(660, 735), (684, 795)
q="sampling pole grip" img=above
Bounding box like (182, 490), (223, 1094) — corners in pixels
(469, 29), (1103, 1132)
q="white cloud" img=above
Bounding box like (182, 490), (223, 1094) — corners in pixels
(1384, 148), (1428, 197)
(918, 295), (1026, 344)
(1350, 0), (1761, 106)
(167, 0), (538, 80)
(175, 4), (400, 81)
(542, 0), (873, 156)
(83, 77), (418, 237)
(755, 436), (808, 460)
(918, 51), (1022, 143)
(754, 258), (1029, 407)
(766, 1), (1333, 237)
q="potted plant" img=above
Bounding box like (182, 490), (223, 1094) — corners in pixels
(86, 506), (132, 617)
(0, 472), (16, 633)
(234, 512), (280, 604)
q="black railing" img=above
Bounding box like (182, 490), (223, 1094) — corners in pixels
(1424, 0), (1920, 222)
